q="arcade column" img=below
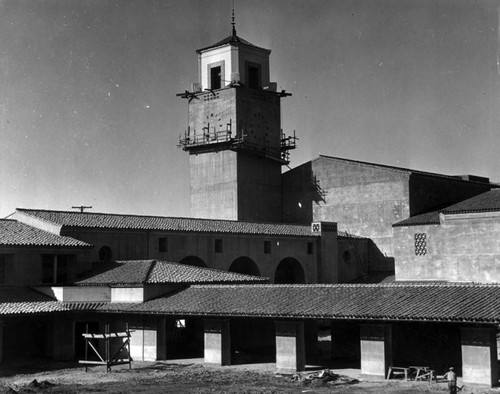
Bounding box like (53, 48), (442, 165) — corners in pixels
(461, 326), (498, 387)
(360, 324), (392, 379)
(275, 320), (305, 374)
(204, 319), (231, 365)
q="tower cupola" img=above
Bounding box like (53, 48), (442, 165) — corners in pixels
(195, 14), (272, 91)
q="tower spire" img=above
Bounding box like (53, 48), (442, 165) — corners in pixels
(231, 1), (236, 37)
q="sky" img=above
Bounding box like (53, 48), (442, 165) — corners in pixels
(1, 0), (499, 218)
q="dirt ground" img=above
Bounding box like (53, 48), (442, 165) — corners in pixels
(1, 360), (500, 394)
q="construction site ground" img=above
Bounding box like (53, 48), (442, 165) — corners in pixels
(1, 359), (500, 393)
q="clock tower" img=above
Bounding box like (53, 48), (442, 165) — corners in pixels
(178, 21), (296, 222)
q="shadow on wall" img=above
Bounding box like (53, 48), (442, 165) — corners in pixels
(340, 237), (395, 283)
(311, 175), (327, 205)
(282, 162), (326, 224)
(368, 240), (395, 273)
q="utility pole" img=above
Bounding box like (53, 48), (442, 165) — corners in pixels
(72, 205), (92, 213)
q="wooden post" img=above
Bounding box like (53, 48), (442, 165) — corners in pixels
(85, 323), (89, 372)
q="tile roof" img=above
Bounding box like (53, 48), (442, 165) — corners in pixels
(316, 155), (494, 186)
(0, 219), (92, 247)
(393, 190), (500, 227)
(337, 231), (368, 239)
(0, 286), (65, 315)
(76, 260), (269, 286)
(440, 189), (500, 214)
(96, 283), (500, 324)
(349, 272), (395, 284)
(196, 32), (270, 54)
(392, 211), (441, 227)
(0, 287), (110, 315)
(14, 209), (316, 237)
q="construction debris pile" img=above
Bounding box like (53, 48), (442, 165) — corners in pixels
(291, 369), (359, 387)
(1, 379), (55, 394)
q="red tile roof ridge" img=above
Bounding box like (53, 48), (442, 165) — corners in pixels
(119, 259), (269, 282)
(95, 284), (500, 323)
(15, 208), (311, 227)
(0, 219), (92, 247)
(187, 282), (500, 289)
(16, 207), (285, 224)
(337, 231), (368, 239)
(122, 259), (268, 280)
(15, 208), (315, 236)
(76, 259), (269, 286)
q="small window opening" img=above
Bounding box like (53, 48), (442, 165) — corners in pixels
(159, 237), (168, 252)
(248, 66), (259, 89)
(342, 250), (352, 263)
(215, 239), (223, 253)
(307, 242), (314, 255)
(41, 254), (69, 284)
(264, 241), (271, 254)
(0, 255), (8, 284)
(210, 66), (221, 90)
(175, 319), (186, 329)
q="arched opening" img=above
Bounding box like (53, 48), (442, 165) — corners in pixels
(274, 257), (305, 284)
(178, 256), (207, 268)
(228, 256), (260, 276)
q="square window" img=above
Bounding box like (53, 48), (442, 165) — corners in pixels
(215, 239), (223, 253)
(414, 233), (427, 256)
(41, 254), (70, 284)
(307, 242), (314, 255)
(264, 241), (271, 254)
(159, 237), (168, 252)
(175, 319), (186, 329)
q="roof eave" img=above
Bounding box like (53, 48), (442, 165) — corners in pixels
(196, 40), (271, 55)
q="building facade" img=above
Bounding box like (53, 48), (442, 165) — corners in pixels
(1, 22), (500, 389)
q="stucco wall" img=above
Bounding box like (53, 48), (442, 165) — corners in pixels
(283, 157), (410, 260)
(62, 228), (325, 284)
(199, 46), (233, 90)
(151, 232), (320, 284)
(337, 237), (369, 283)
(63, 229), (149, 264)
(394, 213), (500, 282)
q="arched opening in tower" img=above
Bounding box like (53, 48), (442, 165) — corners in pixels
(228, 256), (261, 276)
(274, 257), (305, 284)
(177, 255), (207, 268)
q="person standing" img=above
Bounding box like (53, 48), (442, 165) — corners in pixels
(444, 367), (457, 394)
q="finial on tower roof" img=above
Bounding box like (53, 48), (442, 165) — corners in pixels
(231, 1), (236, 37)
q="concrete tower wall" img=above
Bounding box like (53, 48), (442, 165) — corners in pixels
(237, 151), (282, 222)
(187, 87), (283, 222)
(190, 150), (239, 220)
